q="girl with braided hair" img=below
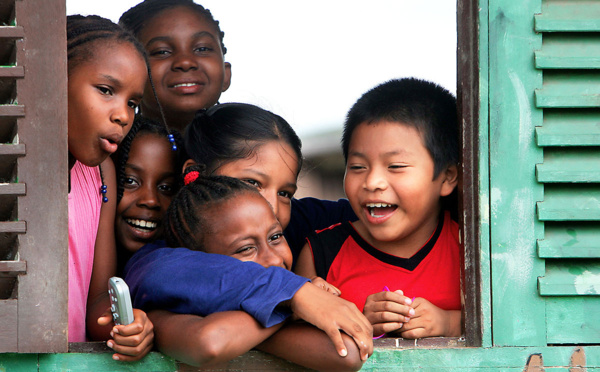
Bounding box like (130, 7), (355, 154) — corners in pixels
(119, 0), (231, 131)
(112, 115), (186, 275)
(66, 14), (153, 360)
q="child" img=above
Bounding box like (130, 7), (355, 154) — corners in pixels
(295, 78), (462, 339)
(67, 15), (153, 360)
(112, 115), (186, 274)
(148, 167), (363, 370)
(119, 0), (231, 131)
(125, 103), (371, 366)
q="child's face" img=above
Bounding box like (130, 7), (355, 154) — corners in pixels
(68, 42), (146, 167)
(344, 121), (457, 251)
(137, 6), (231, 129)
(116, 133), (178, 253)
(213, 141), (298, 229)
(201, 192), (293, 270)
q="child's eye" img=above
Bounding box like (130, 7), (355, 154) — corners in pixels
(123, 177), (139, 188)
(194, 46), (213, 53)
(348, 165), (366, 171)
(243, 179), (261, 188)
(389, 164), (408, 170)
(269, 233), (283, 243)
(158, 183), (175, 195)
(277, 190), (294, 200)
(234, 246), (256, 256)
(97, 86), (113, 96)
(149, 49), (171, 57)
(128, 100), (139, 110)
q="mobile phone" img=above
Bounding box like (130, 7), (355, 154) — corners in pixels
(108, 277), (134, 326)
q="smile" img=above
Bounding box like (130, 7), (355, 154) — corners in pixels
(171, 82), (200, 88)
(365, 203), (398, 218)
(125, 218), (158, 231)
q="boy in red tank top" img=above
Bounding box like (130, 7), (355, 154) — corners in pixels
(295, 78), (461, 339)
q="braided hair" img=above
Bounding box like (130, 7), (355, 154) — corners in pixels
(112, 115), (187, 204)
(185, 103), (303, 175)
(67, 14), (148, 74)
(164, 165), (257, 251)
(119, 0), (227, 55)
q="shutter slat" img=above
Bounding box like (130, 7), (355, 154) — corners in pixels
(536, 148), (600, 182)
(0, 261), (25, 273)
(0, 66), (23, 78)
(538, 223), (600, 258)
(0, 183), (25, 195)
(535, 1), (600, 32)
(0, 144), (25, 156)
(537, 186), (600, 221)
(0, 221), (25, 233)
(0, 105), (24, 117)
(538, 261), (600, 296)
(0, 26), (23, 39)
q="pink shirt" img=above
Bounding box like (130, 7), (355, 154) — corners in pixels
(68, 161), (102, 342)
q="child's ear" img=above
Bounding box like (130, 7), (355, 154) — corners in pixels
(222, 62), (232, 92)
(183, 159), (197, 174)
(439, 164), (458, 197)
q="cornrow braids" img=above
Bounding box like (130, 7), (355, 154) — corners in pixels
(119, 0), (227, 55)
(67, 14), (148, 74)
(112, 115), (186, 204)
(164, 165), (257, 251)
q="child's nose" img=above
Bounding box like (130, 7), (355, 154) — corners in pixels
(172, 50), (199, 72)
(137, 185), (160, 209)
(111, 104), (132, 128)
(364, 168), (388, 192)
(261, 246), (285, 269)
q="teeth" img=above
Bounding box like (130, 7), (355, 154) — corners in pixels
(126, 218), (157, 230)
(173, 83), (197, 88)
(366, 202), (392, 208)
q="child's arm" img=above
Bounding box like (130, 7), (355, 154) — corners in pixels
(257, 322), (365, 372)
(363, 290), (414, 337)
(85, 158), (154, 361)
(148, 310), (282, 367)
(397, 298), (462, 339)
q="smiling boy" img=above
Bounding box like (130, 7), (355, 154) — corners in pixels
(295, 78), (462, 339)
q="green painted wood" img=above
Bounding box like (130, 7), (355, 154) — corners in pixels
(38, 352), (177, 372)
(535, 110), (600, 146)
(538, 223), (600, 258)
(536, 148), (600, 182)
(489, 0), (546, 347)
(0, 354), (38, 371)
(546, 297), (600, 343)
(362, 346), (600, 369)
(477, 0), (493, 349)
(536, 72), (600, 108)
(535, 0), (600, 32)
(536, 34), (600, 69)
(537, 185), (600, 220)
(538, 260), (600, 295)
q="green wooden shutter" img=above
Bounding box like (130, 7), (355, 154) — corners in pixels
(534, 0), (600, 344)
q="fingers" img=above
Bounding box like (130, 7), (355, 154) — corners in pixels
(97, 309), (113, 327)
(108, 340), (154, 362)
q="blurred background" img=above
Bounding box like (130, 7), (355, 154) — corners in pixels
(66, 0), (457, 199)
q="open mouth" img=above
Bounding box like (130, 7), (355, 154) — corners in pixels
(125, 218), (158, 232)
(172, 82), (199, 88)
(365, 202), (398, 218)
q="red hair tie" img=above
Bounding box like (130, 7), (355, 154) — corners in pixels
(184, 171), (200, 186)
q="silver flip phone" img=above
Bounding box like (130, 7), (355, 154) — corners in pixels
(108, 277), (134, 326)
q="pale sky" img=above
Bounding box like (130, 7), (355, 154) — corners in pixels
(66, 0), (457, 139)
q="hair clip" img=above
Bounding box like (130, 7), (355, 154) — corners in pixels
(184, 171), (200, 186)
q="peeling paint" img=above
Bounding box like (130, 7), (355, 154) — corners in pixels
(574, 270), (600, 295)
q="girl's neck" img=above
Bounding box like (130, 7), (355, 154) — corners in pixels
(140, 105), (192, 133)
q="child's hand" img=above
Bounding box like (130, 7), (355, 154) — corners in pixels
(397, 298), (462, 339)
(290, 282), (373, 361)
(98, 308), (155, 361)
(310, 276), (341, 296)
(363, 289), (414, 337)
